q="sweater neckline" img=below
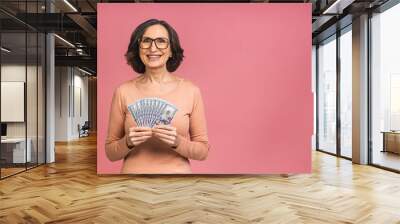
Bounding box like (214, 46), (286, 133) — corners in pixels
(132, 76), (183, 97)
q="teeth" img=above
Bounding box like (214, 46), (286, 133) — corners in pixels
(148, 55), (160, 61)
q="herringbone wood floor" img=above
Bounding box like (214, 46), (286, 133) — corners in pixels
(1, 134), (400, 224)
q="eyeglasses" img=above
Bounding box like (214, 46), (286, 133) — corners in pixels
(139, 37), (169, 49)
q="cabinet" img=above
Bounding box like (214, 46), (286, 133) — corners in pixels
(0, 138), (32, 166)
(382, 131), (400, 154)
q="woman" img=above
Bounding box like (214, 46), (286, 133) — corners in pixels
(105, 19), (210, 174)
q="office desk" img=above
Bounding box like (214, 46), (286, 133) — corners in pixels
(0, 138), (32, 164)
(381, 131), (400, 154)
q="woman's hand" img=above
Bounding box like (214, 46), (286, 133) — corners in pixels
(152, 124), (180, 148)
(127, 127), (152, 148)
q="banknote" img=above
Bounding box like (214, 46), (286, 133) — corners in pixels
(127, 97), (178, 128)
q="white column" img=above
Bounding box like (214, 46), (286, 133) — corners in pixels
(352, 14), (369, 164)
(46, 1), (55, 163)
(46, 33), (55, 163)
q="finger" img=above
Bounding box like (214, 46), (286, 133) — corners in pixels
(132, 138), (150, 146)
(133, 127), (152, 132)
(152, 128), (176, 136)
(131, 135), (151, 142)
(132, 140), (146, 146)
(129, 131), (151, 137)
(133, 135), (152, 140)
(153, 124), (176, 131)
(154, 132), (175, 141)
(130, 131), (152, 137)
(154, 132), (175, 142)
(133, 138), (147, 145)
(131, 138), (150, 146)
(164, 140), (174, 145)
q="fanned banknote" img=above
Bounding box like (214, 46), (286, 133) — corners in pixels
(127, 98), (178, 127)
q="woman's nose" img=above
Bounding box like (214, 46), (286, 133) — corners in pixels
(150, 41), (158, 51)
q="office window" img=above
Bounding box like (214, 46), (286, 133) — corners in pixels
(340, 27), (352, 158)
(371, 2), (400, 171)
(317, 35), (337, 154)
(312, 45), (317, 150)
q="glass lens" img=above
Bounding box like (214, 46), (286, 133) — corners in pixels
(140, 37), (169, 49)
(155, 38), (168, 49)
(140, 37), (153, 49)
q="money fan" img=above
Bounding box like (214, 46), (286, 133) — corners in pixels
(127, 98), (178, 128)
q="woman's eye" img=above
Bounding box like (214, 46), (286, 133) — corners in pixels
(157, 38), (167, 43)
(142, 38), (152, 43)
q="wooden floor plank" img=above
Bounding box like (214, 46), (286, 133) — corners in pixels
(0, 134), (400, 223)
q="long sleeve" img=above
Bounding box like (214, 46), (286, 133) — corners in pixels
(173, 87), (210, 160)
(105, 87), (131, 161)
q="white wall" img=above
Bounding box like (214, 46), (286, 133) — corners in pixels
(1, 64), (46, 164)
(55, 66), (69, 141)
(55, 66), (89, 141)
(1, 65), (39, 137)
(1, 65), (25, 129)
(72, 72), (89, 138)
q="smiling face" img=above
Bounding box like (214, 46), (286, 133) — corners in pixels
(139, 24), (172, 71)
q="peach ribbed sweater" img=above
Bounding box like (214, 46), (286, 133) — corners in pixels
(105, 76), (210, 174)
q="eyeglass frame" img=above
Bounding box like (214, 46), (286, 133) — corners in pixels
(139, 37), (170, 50)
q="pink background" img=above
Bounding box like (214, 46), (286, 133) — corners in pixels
(97, 3), (312, 174)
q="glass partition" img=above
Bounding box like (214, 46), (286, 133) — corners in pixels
(0, 0), (46, 179)
(1, 30), (28, 177)
(339, 27), (352, 158)
(317, 35), (337, 154)
(371, 3), (400, 171)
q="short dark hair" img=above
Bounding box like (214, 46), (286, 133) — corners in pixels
(125, 19), (184, 74)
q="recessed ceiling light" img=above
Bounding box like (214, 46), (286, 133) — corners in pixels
(54, 34), (75, 48)
(63, 0), (78, 12)
(77, 67), (93, 76)
(1, 47), (11, 53)
(323, 0), (355, 15)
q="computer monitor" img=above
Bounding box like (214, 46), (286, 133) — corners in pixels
(1, 123), (7, 137)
